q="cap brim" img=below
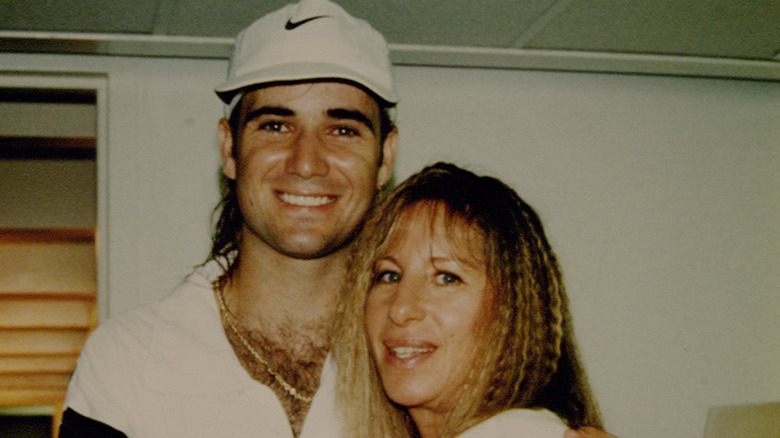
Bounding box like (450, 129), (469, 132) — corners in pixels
(215, 62), (399, 106)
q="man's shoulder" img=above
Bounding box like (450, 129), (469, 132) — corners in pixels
(84, 262), (220, 356)
(70, 259), (234, 400)
(84, 296), (164, 354)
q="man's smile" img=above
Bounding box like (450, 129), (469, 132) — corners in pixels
(277, 191), (336, 207)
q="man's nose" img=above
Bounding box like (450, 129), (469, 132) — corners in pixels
(285, 131), (329, 178)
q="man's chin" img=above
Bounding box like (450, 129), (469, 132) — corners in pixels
(273, 237), (352, 261)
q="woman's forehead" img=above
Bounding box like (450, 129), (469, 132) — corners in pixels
(385, 201), (486, 259)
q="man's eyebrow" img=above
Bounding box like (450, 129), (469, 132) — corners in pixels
(327, 108), (375, 133)
(244, 106), (294, 124)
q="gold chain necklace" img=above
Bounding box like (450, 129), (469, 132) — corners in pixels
(214, 281), (314, 403)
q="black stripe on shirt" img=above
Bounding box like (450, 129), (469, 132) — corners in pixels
(59, 408), (128, 438)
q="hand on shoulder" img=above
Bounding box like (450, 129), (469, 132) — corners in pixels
(564, 426), (617, 438)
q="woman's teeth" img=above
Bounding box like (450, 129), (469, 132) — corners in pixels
(390, 346), (435, 359)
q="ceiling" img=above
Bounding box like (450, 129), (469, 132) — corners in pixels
(1, 0), (779, 81)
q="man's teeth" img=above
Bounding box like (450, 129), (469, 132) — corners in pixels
(279, 193), (332, 207)
(390, 346), (435, 359)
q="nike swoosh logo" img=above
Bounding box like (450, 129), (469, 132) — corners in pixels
(285, 15), (329, 30)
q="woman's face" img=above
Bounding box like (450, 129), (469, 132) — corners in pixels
(364, 202), (494, 421)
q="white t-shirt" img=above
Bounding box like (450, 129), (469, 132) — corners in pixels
(64, 260), (341, 438)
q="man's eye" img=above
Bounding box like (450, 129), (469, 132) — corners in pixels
(375, 271), (401, 284)
(435, 272), (461, 285)
(260, 121), (287, 132)
(334, 126), (359, 136)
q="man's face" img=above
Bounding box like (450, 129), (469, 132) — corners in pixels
(219, 82), (397, 260)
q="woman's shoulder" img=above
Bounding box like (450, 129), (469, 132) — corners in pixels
(459, 409), (567, 438)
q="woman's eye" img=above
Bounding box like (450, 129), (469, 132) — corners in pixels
(375, 271), (401, 284)
(436, 272), (461, 285)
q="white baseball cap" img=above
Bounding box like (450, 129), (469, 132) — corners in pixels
(215, 0), (398, 116)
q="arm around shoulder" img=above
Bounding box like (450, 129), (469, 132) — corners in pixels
(564, 426), (618, 438)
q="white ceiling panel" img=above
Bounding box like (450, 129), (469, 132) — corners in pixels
(525, 0), (780, 60)
(340, 0), (561, 47)
(0, 0), (159, 34)
(161, 0), (286, 36)
(0, 0), (778, 81)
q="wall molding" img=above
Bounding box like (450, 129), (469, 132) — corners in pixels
(1, 31), (778, 82)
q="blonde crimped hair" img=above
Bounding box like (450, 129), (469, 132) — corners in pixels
(333, 162), (602, 438)
(333, 183), (414, 438)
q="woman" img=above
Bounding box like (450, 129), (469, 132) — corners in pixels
(334, 162), (603, 438)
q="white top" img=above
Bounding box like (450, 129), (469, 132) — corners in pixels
(458, 409), (568, 438)
(64, 260), (341, 438)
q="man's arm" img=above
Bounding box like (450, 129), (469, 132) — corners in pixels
(565, 426), (618, 438)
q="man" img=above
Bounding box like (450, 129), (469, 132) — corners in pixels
(60, 1), (615, 437)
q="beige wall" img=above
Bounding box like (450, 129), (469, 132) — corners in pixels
(1, 52), (777, 438)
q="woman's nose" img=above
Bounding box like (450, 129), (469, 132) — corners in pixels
(388, 280), (425, 326)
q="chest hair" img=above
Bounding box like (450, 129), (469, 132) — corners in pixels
(221, 314), (332, 438)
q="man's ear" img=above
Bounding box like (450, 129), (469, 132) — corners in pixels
(218, 118), (237, 180)
(377, 127), (398, 189)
